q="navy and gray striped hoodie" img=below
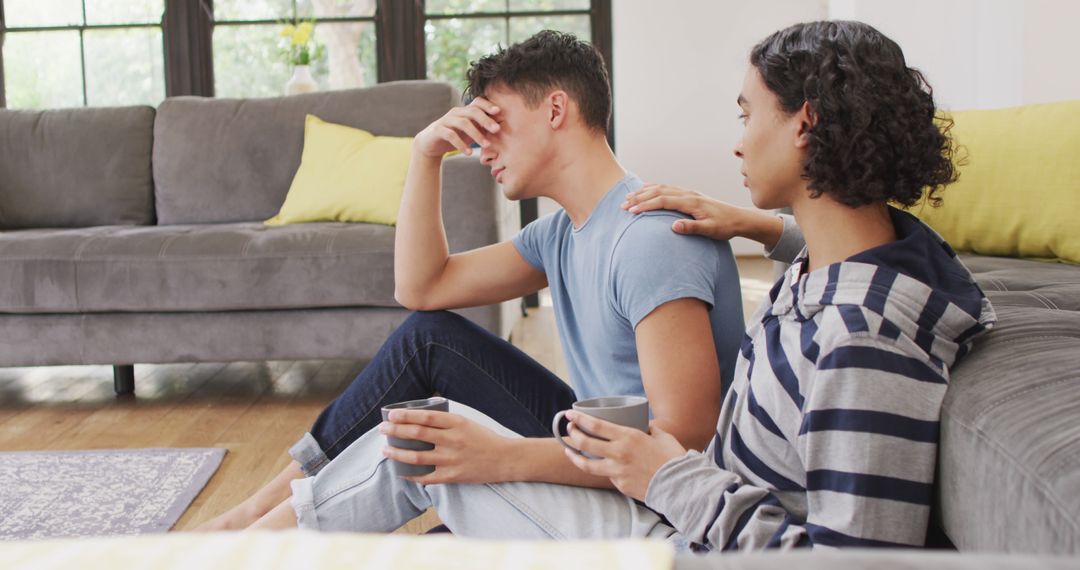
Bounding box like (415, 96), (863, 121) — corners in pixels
(644, 207), (996, 550)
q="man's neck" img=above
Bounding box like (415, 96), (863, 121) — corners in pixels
(791, 191), (897, 273)
(540, 135), (627, 228)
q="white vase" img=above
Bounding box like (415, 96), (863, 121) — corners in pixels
(285, 65), (318, 95)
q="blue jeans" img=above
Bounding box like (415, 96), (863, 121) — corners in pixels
(289, 311), (577, 475)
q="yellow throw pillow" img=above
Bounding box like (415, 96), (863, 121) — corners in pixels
(910, 99), (1080, 264)
(266, 115), (413, 226)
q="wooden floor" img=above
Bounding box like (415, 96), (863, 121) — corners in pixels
(0, 256), (774, 532)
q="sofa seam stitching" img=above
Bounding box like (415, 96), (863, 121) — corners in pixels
(943, 411), (1080, 533)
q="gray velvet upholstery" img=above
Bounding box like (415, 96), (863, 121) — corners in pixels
(441, 153), (503, 253)
(0, 106), (156, 229)
(0, 223), (396, 313)
(0, 305), (497, 368)
(937, 255), (1080, 554)
(152, 81), (459, 225)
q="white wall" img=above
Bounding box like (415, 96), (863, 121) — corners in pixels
(609, 0), (1080, 255)
(830, 0), (1080, 108)
(828, 0), (1026, 111)
(1023, 0), (1080, 105)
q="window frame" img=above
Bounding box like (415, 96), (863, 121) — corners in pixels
(0, 0), (166, 107)
(1, 0), (612, 120)
(209, 0), (378, 99)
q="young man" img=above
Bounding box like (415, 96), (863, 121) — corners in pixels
(200, 30), (744, 530)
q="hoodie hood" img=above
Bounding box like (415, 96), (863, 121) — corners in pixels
(767, 207), (996, 367)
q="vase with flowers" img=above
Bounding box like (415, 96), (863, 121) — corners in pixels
(280, 20), (325, 95)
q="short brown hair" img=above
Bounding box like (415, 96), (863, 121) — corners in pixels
(466, 30), (611, 133)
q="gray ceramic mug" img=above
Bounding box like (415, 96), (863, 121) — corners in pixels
(381, 396), (449, 476)
(551, 396), (649, 458)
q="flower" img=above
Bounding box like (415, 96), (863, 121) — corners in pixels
(278, 18), (324, 67)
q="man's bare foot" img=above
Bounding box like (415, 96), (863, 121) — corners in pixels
(188, 460), (305, 532)
(192, 501), (270, 532)
(247, 499), (300, 531)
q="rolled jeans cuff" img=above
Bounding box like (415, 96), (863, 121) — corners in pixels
(290, 477), (320, 530)
(289, 432), (330, 476)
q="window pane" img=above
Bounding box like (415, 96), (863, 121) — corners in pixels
(214, 0), (293, 22)
(213, 24), (292, 98)
(3, 0), (83, 27)
(84, 0), (165, 25)
(508, 14), (590, 43)
(84, 28), (166, 106)
(2, 31), (83, 109)
(298, 0), (376, 19)
(508, 0), (590, 12)
(425, 0), (505, 16)
(425, 17), (507, 93)
(308, 21), (377, 90)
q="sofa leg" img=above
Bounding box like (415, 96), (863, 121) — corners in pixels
(113, 365), (135, 396)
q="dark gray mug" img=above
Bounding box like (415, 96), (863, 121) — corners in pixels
(552, 396), (649, 458)
(381, 396), (449, 476)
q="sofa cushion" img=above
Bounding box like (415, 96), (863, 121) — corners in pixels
(938, 255), (1080, 554)
(153, 81), (458, 225)
(0, 223), (398, 313)
(913, 100), (1080, 264)
(265, 115), (412, 227)
(0, 106), (156, 230)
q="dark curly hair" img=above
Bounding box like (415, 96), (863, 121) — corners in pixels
(750, 21), (958, 207)
(466, 30), (611, 133)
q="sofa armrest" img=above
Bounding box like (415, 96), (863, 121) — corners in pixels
(439, 153), (521, 338)
(440, 153), (517, 254)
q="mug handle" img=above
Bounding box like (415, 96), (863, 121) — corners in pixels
(551, 410), (584, 456)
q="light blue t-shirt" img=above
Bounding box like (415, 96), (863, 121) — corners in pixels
(512, 174), (744, 401)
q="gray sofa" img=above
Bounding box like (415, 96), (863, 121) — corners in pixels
(0, 81), (515, 394)
(933, 254), (1079, 555)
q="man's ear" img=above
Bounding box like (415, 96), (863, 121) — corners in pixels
(794, 101), (815, 149)
(548, 90), (569, 130)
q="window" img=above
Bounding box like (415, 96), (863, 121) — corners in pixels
(212, 0), (377, 98)
(1, 0), (609, 110)
(425, 0), (591, 92)
(0, 0), (166, 109)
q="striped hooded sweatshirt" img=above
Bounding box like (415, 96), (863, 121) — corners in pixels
(644, 207), (996, 550)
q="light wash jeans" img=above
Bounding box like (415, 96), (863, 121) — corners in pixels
(290, 401), (685, 543)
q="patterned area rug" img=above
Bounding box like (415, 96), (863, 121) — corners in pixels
(0, 448), (226, 540)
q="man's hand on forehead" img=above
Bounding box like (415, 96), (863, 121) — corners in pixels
(413, 96), (501, 159)
(468, 96), (500, 118)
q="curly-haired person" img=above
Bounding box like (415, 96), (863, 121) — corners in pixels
(245, 21), (996, 552)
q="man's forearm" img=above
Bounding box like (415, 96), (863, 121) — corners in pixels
(394, 149), (451, 306)
(499, 437), (616, 489)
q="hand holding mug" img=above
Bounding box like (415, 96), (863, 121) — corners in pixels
(553, 396), (688, 501)
(380, 397), (514, 484)
(552, 396), (649, 458)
